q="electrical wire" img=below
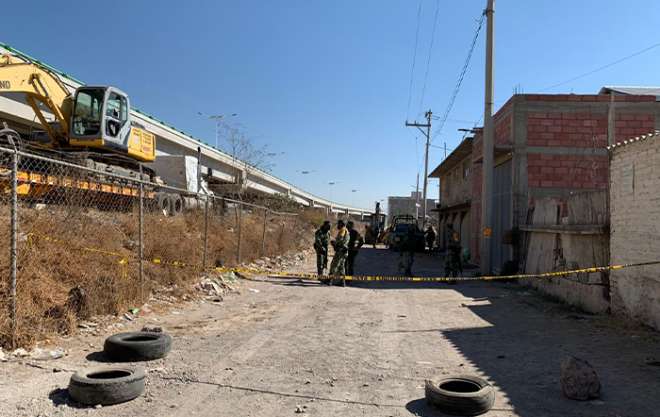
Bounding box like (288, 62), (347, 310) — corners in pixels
(405, 0), (423, 120)
(432, 13), (485, 141)
(540, 41), (660, 92)
(418, 0), (440, 113)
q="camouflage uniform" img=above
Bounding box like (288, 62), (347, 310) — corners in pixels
(398, 228), (416, 277)
(329, 226), (350, 276)
(314, 222), (331, 275)
(346, 223), (364, 276)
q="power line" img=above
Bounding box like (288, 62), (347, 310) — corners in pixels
(418, 0), (440, 113)
(405, 0), (423, 120)
(540, 41), (660, 92)
(432, 13), (485, 141)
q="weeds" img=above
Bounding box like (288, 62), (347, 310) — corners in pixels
(0, 205), (319, 348)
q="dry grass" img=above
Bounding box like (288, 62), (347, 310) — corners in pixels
(0, 205), (318, 348)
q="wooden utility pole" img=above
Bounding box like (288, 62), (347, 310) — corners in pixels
(406, 110), (432, 226)
(481, 0), (495, 274)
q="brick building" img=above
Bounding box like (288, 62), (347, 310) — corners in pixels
(429, 137), (473, 254)
(430, 88), (660, 272)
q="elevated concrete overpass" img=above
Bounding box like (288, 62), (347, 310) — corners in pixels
(0, 42), (370, 217)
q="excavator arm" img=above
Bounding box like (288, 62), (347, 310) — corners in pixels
(0, 54), (71, 145)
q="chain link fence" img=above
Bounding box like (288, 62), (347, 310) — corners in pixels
(0, 145), (304, 348)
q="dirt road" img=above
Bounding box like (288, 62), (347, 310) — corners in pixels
(2, 247), (660, 416)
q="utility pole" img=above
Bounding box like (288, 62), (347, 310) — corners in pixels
(481, 0), (495, 275)
(406, 109), (432, 227)
(415, 173), (420, 221)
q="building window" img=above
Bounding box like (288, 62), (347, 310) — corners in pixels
(463, 161), (470, 179)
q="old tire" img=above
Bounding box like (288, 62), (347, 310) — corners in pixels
(104, 331), (172, 361)
(425, 376), (494, 416)
(68, 367), (145, 406)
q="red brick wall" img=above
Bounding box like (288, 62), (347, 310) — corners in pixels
(527, 110), (655, 149)
(615, 113), (656, 139)
(527, 153), (608, 189)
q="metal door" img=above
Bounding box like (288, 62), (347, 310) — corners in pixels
(491, 159), (512, 271)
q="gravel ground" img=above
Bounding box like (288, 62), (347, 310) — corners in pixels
(1, 247), (660, 417)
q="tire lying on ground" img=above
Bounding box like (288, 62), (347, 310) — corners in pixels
(69, 367), (145, 406)
(425, 376), (495, 416)
(104, 331), (172, 361)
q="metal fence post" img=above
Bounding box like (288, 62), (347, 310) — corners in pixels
(138, 164), (144, 303)
(261, 208), (268, 257)
(236, 203), (243, 264)
(9, 149), (18, 348)
(202, 196), (209, 269)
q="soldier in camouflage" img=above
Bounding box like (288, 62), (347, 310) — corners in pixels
(314, 221), (331, 276)
(329, 219), (350, 279)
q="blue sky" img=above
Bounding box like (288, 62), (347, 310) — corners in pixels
(4, 1), (660, 209)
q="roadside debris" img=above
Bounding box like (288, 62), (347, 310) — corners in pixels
(560, 356), (601, 400)
(29, 347), (66, 361)
(248, 288), (260, 293)
(104, 332), (172, 362)
(196, 272), (237, 301)
(141, 325), (163, 333)
(68, 367), (145, 406)
(1, 347), (66, 362)
(425, 376), (495, 416)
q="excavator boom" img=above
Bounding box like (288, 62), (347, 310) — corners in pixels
(0, 54), (71, 144)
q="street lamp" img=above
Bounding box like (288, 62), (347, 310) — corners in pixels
(198, 112), (238, 148)
(328, 181), (340, 201)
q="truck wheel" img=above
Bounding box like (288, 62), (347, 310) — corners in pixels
(104, 331), (172, 361)
(425, 376), (494, 416)
(156, 193), (170, 215)
(68, 367), (145, 406)
(169, 195), (183, 216)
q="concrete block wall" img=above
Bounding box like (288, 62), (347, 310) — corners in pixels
(610, 135), (660, 330)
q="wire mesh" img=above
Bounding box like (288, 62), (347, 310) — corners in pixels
(0, 145), (301, 347)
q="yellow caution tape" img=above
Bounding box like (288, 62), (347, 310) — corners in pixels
(26, 232), (660, 284)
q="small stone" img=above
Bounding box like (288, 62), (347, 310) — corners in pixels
(12, 348), (28, 357)
(560, 356), (601, 400)
(94, 404), (102, 409)
(295, 405), (304, 413)
(141, 325), (163, 333)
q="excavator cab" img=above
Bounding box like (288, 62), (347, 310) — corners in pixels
(69, 86), (155, 162)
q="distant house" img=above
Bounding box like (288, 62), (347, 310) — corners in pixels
(429, 137), (473, 255)
(429, 88), (660, 272)
(387, 192), (436, 226)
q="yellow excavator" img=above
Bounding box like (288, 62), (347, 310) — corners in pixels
(0, 53), (155, 166)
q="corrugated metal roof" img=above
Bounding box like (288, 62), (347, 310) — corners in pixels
(599, 86), (660, 96)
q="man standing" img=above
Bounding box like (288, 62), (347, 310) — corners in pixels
(425, 225), (436, 252)
(346, 221), (364, 276)
(314, 221), (331, 276)
(398, 227), (416, 277)
(329, 219), (350, 279)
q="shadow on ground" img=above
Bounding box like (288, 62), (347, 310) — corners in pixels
(320, 246), (660, 416)
(430, 283), (660, 416)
